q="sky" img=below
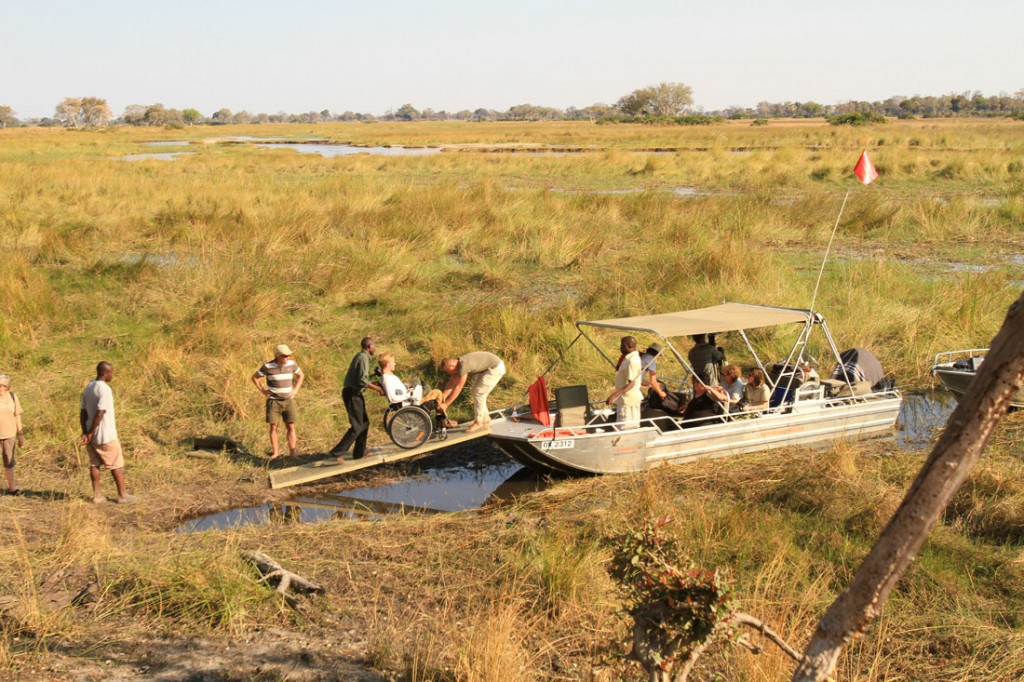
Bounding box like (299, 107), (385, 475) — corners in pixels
(2, 0), (1022, 119)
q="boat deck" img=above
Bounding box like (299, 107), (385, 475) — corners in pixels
(268, 424), (492, 489)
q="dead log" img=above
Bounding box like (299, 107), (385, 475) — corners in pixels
(241, 551), (324, 609)
(793, 292), (1024, 681)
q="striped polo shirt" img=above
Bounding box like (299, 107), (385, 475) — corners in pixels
(256, 359), (302, 400)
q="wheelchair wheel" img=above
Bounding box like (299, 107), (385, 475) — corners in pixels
(388, 406), (433, 449)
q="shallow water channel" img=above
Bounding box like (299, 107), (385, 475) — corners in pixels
(176, 391), (957, 533)
(253, 142), (441, 157)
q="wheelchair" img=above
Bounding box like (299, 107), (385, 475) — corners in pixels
(382, 399), (450, 450)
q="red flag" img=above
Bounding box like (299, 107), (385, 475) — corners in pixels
(528, 376), (552, 426)
(853, 151), (879, 185)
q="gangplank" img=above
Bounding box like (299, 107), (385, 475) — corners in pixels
(268, 424), (493, 489)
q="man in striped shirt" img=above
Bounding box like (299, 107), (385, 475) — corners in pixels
(251, 344), (304, 460)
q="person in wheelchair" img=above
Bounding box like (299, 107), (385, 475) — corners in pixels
(377, 353), (454, 427)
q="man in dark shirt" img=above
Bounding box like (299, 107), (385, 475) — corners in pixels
(331, 337), (384, 461)
(688, 334), (725, 387)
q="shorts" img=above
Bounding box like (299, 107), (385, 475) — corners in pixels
(1, 438), (15, 469)
(87, 439), (125, 470)
(266, 398), (298, 425)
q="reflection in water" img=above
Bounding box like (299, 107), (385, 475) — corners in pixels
(175, 445), (550, 532)
(120, 152), (196, 161)
(177, 392), (957, 533)
(896, 390), (956, 449)
(254, 143), (441, 158)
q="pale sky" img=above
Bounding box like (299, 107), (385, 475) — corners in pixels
(2, 0), (1022, 119)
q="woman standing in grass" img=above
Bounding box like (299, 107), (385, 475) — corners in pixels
(0, 374), (25, 495)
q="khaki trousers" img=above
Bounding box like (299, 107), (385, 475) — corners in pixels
(470, 361), (506, 423)
(616, 403), (641, 430)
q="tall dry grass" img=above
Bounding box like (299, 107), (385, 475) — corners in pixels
(1, 119), (1022, 679)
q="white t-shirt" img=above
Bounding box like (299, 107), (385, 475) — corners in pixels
(81, 380), (118, 445)
(615, 351), (644, 408)
(381, 373), (423, 405)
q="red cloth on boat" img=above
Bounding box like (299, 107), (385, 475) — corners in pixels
(528, 376), (552, 426)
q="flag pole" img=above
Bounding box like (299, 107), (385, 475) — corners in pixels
(808, 190), (849, 317)
(809, 150), (877, 316)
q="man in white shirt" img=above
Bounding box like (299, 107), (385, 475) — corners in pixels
(378, 353), (445, 408)
(606, 336), (643, 429)
(80, 361), (135, 504)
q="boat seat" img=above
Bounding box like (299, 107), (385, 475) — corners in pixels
(554, 385), (590, 428)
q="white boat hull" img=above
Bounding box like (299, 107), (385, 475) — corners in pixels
(489, 392), (902, 475)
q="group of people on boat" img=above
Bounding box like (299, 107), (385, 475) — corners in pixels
(605, 332), (884, 431)
(251, 338), (506, 462)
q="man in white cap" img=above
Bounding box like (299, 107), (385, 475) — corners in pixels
(252, 344), (304, 460)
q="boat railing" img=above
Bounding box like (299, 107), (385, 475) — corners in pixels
(932, 348), (989, 369)
(497, 385), (901, 441)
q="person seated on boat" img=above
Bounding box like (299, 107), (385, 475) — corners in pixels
(741, 368), (771, 412)
(378, 353), (452, 424)
(640, 342), (668, 408)
(798, 361), (820, 386)
(680, 381), (730, 427)
(605, 336), (644, 429)
(830, 348), (884, 394)
(688, 334), (725, 386)
(721, 364), (745, 407)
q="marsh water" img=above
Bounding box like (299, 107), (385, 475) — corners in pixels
(254, 142), (441, 157)
(176, 390), (957, 533)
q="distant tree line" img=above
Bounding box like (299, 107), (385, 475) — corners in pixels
(2, 85), (1023, 129)
(723, 90), (1024, 120)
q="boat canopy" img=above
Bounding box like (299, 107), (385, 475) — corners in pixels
(578, 303), (813, 338)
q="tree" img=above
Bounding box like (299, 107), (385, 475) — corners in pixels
(55, 96), (112, 128)
(80, 97), (112, 127)
(144, 103), (169, 126)
(211, 108), (233, 124)
(617, 82), (694, 117)
(182, 108), (203, 125)
(394, 103), (420, 121)
(55, 97), (82, 127)
(0, 105), (16, 128)
(646, 82), (694, 116)
(122, 104), (147, 126)
(794, 293), (1024, 681)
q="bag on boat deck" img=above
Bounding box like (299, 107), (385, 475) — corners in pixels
(660, 391), (687, 414)
(528, 376), (552, 427)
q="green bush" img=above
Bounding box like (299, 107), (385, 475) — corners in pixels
(827, 112), (887, 126)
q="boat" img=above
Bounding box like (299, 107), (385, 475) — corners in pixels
(931, 348), (1024, 409)
(487, 302), (902, 475)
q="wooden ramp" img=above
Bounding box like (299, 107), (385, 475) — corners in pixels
(268, 425), (492, 490)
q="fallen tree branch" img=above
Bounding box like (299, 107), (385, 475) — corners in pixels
(676, 611), (808, 682)
(241, 551), (324, 609)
